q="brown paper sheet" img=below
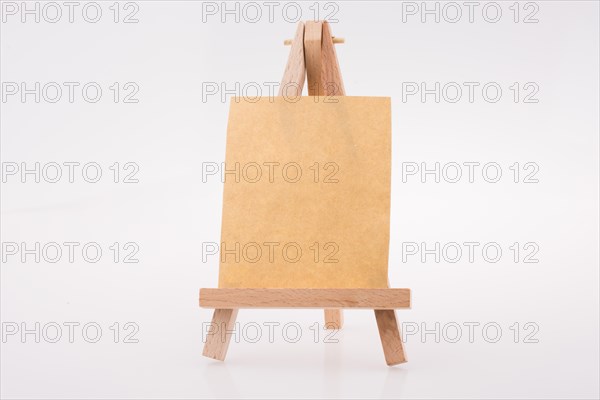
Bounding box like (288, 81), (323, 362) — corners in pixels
(218, 96), (391, 289)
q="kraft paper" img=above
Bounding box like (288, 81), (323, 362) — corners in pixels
(218, 96), (391, 289)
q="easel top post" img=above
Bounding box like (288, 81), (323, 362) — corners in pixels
(279, 21), (346, 97)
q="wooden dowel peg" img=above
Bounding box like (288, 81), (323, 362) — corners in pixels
(284, 37), (344, 46)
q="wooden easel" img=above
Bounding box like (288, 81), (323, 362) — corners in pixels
(200, 21), (411, 366)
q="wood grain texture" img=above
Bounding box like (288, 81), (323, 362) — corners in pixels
(375, 310), (407, 366)
(321, 21), (346, 96)
(200, 288), (410, 309)
(324, 309), (344, 329)
(304, 21), (323, 96)
(202, 308), (238, 361)
(285, 37), (344, 46)
(278, 22), (305, 97)
(321, 22), (345, 329)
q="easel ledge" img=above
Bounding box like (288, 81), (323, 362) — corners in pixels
(199, 288), (411, 309)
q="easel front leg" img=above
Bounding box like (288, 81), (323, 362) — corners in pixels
(324, 309), (344, 329)
(375, 309), (406, 365)
(203, 309), (238, 361)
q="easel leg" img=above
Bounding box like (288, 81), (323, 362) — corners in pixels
(202, 308), (238, 361)
(375, 310), (407, 366)
(324, 309), (344, 329)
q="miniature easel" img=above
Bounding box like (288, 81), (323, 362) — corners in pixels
(200, 21), (411, 366)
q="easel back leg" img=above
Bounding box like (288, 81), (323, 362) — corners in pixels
(324, 309), (344, 329)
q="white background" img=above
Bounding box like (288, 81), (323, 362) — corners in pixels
(1, 1), (599, 398)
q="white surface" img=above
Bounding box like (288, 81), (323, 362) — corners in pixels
(1, 1), (599, 399)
